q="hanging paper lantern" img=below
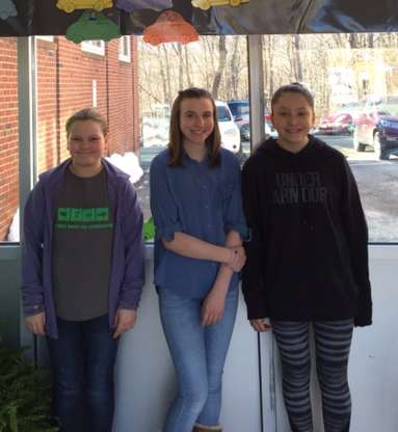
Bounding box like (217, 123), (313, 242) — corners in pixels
(57, 0), (113, 14)
(191, 0), (249, 11)
(0, 0), (17, 20)
(116, 0), (172, 13)
(143, 10), (199, 46)
(66, 11), (121, 43)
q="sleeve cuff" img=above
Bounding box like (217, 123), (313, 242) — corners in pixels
(354, 316), (372, 327)
(242, 290), (268, 320)
(24, 304), (45, 317)
(225, 223), (250, 241)
(156, 222), (183, 242)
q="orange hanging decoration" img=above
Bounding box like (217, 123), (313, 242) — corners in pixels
(143, 10), (199, 46)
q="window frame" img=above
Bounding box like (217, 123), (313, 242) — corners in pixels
(81, 40), (105, 56)
(119, 36), (131, 63)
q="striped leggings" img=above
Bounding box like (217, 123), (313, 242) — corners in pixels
(271, 320), (354, 432)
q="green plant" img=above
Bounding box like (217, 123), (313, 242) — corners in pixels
(144, 217), (155, 242)
(0, 344), (59, 432)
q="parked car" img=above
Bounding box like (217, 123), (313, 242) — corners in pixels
(239, 122), (250, 141)
(240, 120), (277, 142)
(318, 112), (354, 135)
(216, 100), (241, 154)
(228, 99), (277, 142)
(227, 100), (251, 144)
(353, 102), (398, 160)
(227, 100), (250, 127)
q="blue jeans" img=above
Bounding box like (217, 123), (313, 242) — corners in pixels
(47, 315), (118, 432)
(159, 287), (239, 432)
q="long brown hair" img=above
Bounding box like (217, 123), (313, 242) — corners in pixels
(168, 88), (221, 167)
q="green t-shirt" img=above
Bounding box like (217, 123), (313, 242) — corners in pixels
(53, 167), (113, 321)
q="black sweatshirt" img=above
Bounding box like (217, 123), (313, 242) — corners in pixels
(241, 136), (372, 326)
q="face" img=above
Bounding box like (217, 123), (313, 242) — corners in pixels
(271, 92), (315, 150)
(179, 97), (215, 148)
(67, 120), (107, 169)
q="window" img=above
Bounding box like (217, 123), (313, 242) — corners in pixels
(35, 35), (140, 206)
(36, 36), (54, 42)
(228, 100), (250, 118)
(119, 36), (131, 63)
(217, 105), (233, 122)
(5, 31), (397, 244)
(261, 33), (398, 242)
(0, 38), (19, 242)
(137, 36), (249, 226)
(92, 80), (97, 107)
(81, 40), (105, 56)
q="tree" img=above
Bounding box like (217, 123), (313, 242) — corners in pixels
(137, 33), (398, 119)
(211, 36), (227, 99)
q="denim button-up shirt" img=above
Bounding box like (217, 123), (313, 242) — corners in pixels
(150, 148), (247, 299)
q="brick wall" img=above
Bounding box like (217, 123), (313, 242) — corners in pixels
(37, 37), (58, 174)
(131, 37), (140, 154)
(0, 36), (140, 240)
(37, 36), (140, 174)
(0, 38), (19, 241)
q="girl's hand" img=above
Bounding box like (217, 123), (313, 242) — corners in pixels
(113, 308), (137, 339)
(227, 246), (246, 272)
(201, 287), (227, 327)
(250, 318), (272, 333)
(25, 312), (46, 336)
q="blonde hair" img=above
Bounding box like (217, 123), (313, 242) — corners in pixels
(65, 108), (108, 137)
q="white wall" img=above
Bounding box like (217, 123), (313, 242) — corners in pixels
(114, 259), (262, 432)
(349, 246), (398, 432)
(113, 245), (398, 432)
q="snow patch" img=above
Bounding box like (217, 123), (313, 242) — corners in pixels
(106, 151), (144, 184)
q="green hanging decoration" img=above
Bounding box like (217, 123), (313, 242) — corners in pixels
(56, 0), (113, 14)
(65, 11), (121, 43)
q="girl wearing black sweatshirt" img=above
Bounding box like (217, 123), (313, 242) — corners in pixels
(242, 83), (372, 432)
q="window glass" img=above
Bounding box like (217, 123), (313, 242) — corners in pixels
(217, 106), (232, 122)
(137, 36), (249, 224)
(0, 38), (19, 243)
(4, 32), (397, 244)
(119, 36), (131, 62)
(2, 36), (140, 242)
(262, 33), (398, 242)
(36, 36), (140, 178)
(81, 40), (105, 56)
(228, 101), (250, 118)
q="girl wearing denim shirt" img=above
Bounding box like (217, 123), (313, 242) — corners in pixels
(150, 88), (247, 432)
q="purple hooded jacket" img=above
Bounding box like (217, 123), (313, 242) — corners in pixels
(21, 159), (145, 338)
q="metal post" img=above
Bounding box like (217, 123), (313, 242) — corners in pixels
(247, 35), (265, 152)
(18, 36), (37, 200)
(18, 36), (38, 358)
(247, 34), (269, 432)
